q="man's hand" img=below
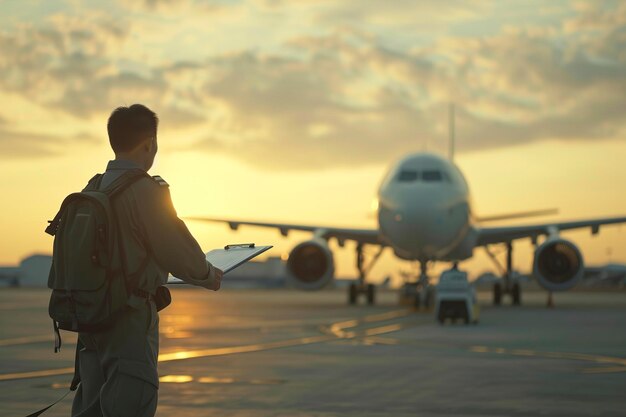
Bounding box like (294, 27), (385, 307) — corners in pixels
(209, 267), (223, 291)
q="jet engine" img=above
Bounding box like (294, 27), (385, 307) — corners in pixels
(532, 238), (584, 291)
(286, 239), (334, 290)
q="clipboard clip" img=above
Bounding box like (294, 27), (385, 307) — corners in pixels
(224, 243), (256, 250)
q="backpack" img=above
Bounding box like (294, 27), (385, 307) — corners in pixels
(45, 170), (148, 351)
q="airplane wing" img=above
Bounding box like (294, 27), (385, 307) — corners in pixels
(475, 208), (558, 222)
(186, 217), (384, 246)
(476, 216), (626, 246)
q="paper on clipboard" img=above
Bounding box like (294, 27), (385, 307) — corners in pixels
(167, 243), (272, 284)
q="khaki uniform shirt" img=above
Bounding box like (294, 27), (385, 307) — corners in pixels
(98, 159), (216, 294)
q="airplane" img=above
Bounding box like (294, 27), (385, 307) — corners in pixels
(189, 109), (626, 307)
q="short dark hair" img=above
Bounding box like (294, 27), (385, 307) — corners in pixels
(107, 104), (158, 153)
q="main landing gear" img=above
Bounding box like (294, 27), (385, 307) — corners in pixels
(399, 260), (435, 309)
(348, 243), (384, 305)
(485, 242), (521, 306)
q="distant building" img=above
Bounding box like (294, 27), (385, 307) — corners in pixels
(221, 256), (286, 288)
(582, 264), (626, 288)
(473, 265), (626, 289)
(473, 271), (528, 286)
(0, 254), (52, 287)
(473, 272), (499, 286)
(20, 254), (52, 287)
(0, 266), (19, 287)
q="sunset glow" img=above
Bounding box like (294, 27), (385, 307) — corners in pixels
(1, 1), (624, 281)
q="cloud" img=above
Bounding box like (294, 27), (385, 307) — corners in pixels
(314, 0), (490, 28)
(143, 0), (181, 9)
(184, 36), (441, 169)
(441, 25), (626, 147)
(125, 0), (240, 14)
(183, 15), (626, 169)
(0, 128), (67, 158)
(0, 123), (99, 159)
(1, 1), (625, 168)
(0, 15), (206, 128)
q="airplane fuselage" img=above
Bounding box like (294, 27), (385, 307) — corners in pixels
(377, 153), (476, 262)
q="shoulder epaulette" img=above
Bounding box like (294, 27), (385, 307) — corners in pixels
(84, 174), (102, 191)
(152, 175), (169, 187)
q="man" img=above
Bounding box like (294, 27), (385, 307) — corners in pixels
(71, 104), (222, 417)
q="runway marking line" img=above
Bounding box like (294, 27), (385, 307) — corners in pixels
(582, 366), (626, 374)
(362, 336), (401, 345)
(0, 367), (75, 382)
(0, 335), (54, 347)
(158, 334), (333, 362)
(470, 345), (626, 373)
(364, 324), (404, 336)
(322, 309), (412, 338)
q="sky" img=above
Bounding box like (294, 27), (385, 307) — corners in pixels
(0, 0), (625, 283)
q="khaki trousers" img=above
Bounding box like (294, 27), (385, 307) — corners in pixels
(71, 299), (159, 417)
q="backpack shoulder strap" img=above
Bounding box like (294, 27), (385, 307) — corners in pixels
(83, 174), (103, 191)
(101, 170), (151, 288)
(103, 169), (151, 200)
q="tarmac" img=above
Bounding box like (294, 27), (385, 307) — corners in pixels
(1, 287), (625, 417)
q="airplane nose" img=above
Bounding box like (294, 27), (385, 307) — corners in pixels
(407, 204), (444, 233)
(390, 207), (441, 226)
(378, 191), (468, 258)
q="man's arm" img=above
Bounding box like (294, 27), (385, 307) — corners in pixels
(133, 177), (221, 290)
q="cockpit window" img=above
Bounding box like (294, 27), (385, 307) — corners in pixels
(397, 170), (418, 182)
(422, 170), (443, 181)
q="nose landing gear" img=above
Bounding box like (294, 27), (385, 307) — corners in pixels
(398, 260), (435, 309)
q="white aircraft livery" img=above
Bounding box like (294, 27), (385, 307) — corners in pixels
(190, 152), (626, 306)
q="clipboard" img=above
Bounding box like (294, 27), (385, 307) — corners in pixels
(167, 243), (272, 284)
